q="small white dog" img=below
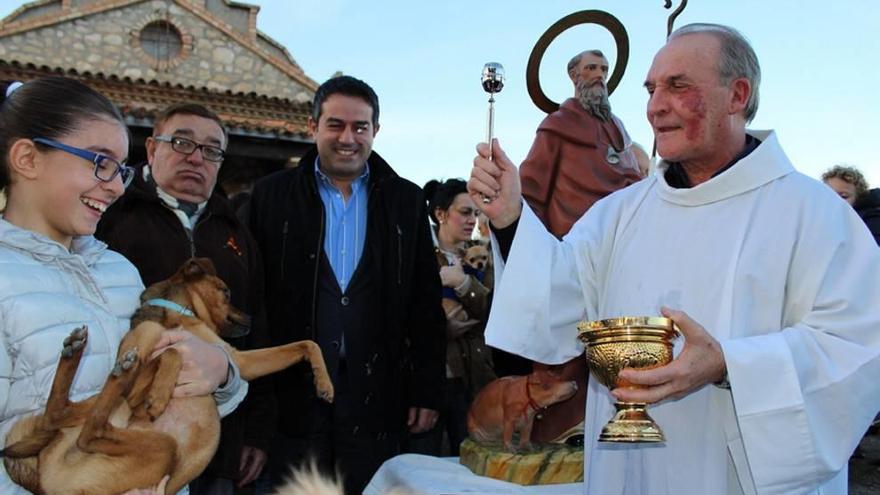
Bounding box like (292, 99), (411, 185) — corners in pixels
(273, 463), (414, 495)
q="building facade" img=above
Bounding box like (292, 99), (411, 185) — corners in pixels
(0, 0), (319, 199)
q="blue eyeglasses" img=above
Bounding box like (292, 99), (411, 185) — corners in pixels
(32, 137), (133, 188)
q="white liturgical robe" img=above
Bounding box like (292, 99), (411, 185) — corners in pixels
(486, 130), (880, 495)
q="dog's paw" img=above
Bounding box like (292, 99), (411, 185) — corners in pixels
(145, 396), (167, 421)
(315, 379), (335, 403)
(61, 325), (89, 358)
(111, 348), (139, 377)
(145, 387), (173, 420)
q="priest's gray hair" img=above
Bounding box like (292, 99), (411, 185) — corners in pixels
(669, 23), (761, 123)
(567, 50), (606, 79)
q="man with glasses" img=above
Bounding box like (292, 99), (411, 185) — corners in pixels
(96, 103), (275, 494)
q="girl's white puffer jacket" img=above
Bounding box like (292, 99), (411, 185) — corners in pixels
(0, 218), (143, 493)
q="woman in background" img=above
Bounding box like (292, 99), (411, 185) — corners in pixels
(405, 178), (495, 457)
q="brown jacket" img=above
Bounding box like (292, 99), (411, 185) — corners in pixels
(520, 98), (642, 238)
(435, 249), (495, 397)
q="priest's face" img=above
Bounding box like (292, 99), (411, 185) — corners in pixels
(645, 33), (741, 168)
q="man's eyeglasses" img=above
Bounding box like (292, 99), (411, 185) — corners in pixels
(153, 135), (226, 163)
(32, 137), (133, 188)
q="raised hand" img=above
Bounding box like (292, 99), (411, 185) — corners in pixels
(468, 139), (522, 229)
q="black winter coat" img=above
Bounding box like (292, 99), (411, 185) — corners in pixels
(246, 147), (446, 436)
(95, 166), (277, 480)
(855, 188), (880, 245)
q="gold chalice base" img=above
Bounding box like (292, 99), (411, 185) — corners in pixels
(577, 316), (678, 443)
(599, 402), (663, 442)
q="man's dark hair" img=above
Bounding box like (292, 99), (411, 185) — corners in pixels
(312, 76), (380, 127)
(153, 102), (228, 144)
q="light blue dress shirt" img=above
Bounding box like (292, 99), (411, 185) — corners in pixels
(315, 158), (370, 292)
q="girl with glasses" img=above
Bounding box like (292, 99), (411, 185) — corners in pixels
(0, 77), (241, 494)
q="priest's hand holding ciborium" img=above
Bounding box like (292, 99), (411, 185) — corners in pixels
(577, 316), (679, 442)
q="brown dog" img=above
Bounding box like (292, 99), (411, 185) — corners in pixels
(440, 241), (494, 327)
(1, 258), (334, 495)
(461, 241), (493, 289)
(466, 370), (577, 452)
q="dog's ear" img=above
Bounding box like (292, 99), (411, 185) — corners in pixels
(194, 258), (217, 276)
(182, 258), (217, 280)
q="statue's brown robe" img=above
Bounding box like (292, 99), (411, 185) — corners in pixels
(519, 97), (642, 443)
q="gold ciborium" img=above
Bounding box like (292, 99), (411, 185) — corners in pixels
(577, 316), (678, 443)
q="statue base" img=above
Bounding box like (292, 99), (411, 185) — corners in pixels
(458, 438), (583, 485)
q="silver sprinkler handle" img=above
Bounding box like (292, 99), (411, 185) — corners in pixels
(481, 62), (505, 203)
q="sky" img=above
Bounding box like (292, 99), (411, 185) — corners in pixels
(0, 0), (877, 189)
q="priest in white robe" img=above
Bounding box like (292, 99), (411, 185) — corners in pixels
(468, 23), (880, 495)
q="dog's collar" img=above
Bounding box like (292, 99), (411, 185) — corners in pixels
(524, 377), (546, 413)
(145, 299), (195, 317)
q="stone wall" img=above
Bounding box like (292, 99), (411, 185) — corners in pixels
(0, 0), (312, 101)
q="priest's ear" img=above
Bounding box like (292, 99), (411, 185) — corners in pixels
(728, 77), (751, 118)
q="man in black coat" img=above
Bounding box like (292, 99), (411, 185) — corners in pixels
(96, 103), (275, 494)
(854, 189), (880, 245)
(247, 76), (445, 495)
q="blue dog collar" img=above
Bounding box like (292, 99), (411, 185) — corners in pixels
(145, 298), (195, 317)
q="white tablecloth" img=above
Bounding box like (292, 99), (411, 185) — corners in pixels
(364, 454), (583, 495)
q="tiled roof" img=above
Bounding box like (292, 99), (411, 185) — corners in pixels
(0, 60), (312, 139)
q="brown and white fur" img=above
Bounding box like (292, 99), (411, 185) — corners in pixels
(461, 241), (493, 290)
(440, 241), (494, 325)
(1, 258), (334, 494)
(272, 463), (413, 495)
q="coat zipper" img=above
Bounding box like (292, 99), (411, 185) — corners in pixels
(396, 224), (403, 285)
(187, 211), (211, 258)
(280, 220), (289, 275)
(310, 202), (325, 340)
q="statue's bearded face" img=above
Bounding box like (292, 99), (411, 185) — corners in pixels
(576, 79), (612, 122)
